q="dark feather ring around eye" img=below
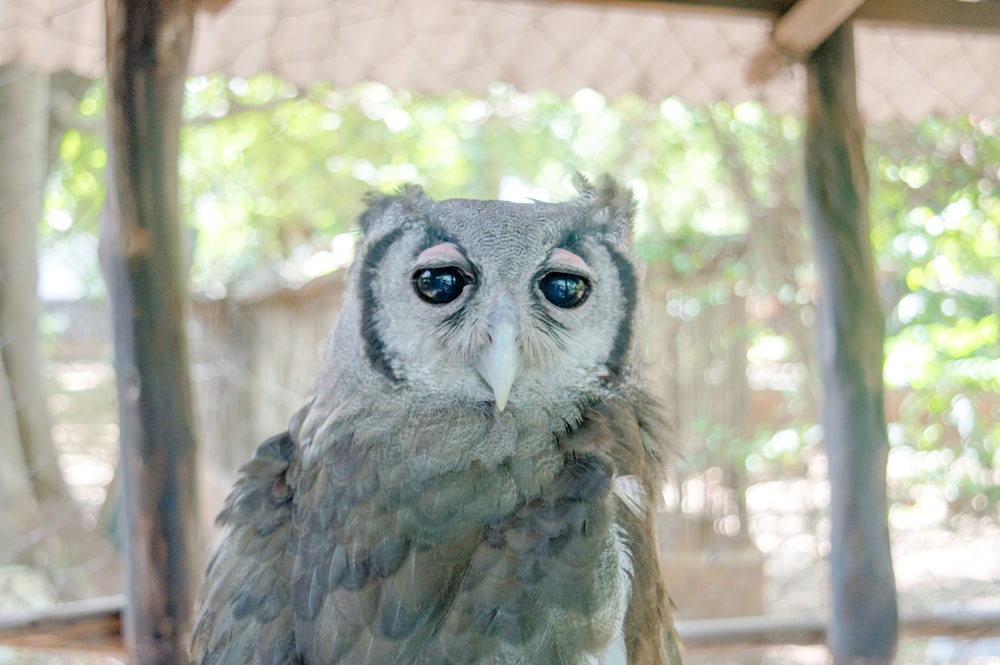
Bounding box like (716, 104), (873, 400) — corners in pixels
(412, 267), (471, 304)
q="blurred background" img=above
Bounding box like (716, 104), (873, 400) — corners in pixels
(1, 67), (998, 663)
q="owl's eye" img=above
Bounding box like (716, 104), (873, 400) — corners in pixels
(412, 267), (470, 304)
(538, 272), (591, 308)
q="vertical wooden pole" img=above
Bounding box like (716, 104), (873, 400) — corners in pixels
(0, 65), (69, 504)
(804, 24), (898, 664)
(103, 1), (198, 663)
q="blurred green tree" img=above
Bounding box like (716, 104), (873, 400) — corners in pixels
(44, 74), (999, 516)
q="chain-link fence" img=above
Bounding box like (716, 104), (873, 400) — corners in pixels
(6, 1), (1000, 122)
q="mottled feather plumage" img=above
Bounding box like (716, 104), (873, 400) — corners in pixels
(190, 175), (682, 665)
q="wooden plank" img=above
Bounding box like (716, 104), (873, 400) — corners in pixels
(677, 613), (829, 648)
(904, 607), (1000, 638)
(676, 609), (1000, 649)
(102, 0), (199, 663)
(768, 0), (866, 54)
(556, 0), (793, 18)
(0, 596), (125, 654)
(747, 0), (866, 83)
(561, 0), (1000, 34)
(854, 0), (1000, 35)
(4, 599), (998, 654)
(803, 24), (898, 665)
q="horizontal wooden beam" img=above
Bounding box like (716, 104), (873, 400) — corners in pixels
(677, 613), (828, 648)
(853, 0), (1000, 35)
(554, 0), (792, 19)
(0, 595), (125, 654)
(3, 597), (999, 654)
(676, 608), (1000, 649)
(560, 0), (1000, 35)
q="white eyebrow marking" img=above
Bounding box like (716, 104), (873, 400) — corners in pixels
(416, 242), (464, 263)
(548, 247), (589, 271)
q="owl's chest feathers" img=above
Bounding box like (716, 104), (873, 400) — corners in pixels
(320, 415), (575, 536)
(291, 404), (632, 663)
(306, 396), (585, 497)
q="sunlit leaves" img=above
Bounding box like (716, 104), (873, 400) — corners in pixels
(41, 72), (1000, 514)
(871, 116), (1000, 514)
(40, 80), (108, 298)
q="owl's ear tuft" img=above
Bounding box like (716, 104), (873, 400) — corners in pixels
(358, 193), (397, 235)
(358, 186), (430, 238)
(573, 173), (636, 244)
(571, 172), (596, 200)
(395, 183), (429, 206)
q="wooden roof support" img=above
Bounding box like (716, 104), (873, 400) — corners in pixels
(804, 24), (898, 664)
(857, 0), (1000, 34)
(102, 0), (199, 662)
(587, 0), (1000, 35)
(746, 0), (866, 83)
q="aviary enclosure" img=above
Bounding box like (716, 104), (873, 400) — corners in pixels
(1, 1), (999, 664)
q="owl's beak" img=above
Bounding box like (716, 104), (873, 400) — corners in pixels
(475, 295), (523, 412)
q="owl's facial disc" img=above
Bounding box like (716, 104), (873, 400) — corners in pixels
(475, 292), (523, 412)
(400, 235), (606, 411)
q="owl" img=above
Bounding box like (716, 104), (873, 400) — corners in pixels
(190, 175), (682, 665)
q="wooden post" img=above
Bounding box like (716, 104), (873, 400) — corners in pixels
(804, 24), (898, 664)
(102, 1), (198, 663)
(0, 65), (69, 505)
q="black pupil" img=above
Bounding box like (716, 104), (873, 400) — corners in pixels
(413, 267), (468, 304)
(539, 272), (590, 308)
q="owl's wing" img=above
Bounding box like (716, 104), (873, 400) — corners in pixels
(190, 432), (300, 665)
(601, 395), (684, 665)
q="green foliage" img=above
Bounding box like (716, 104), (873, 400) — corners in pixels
(41, 81), (107, 298)
(871, 117), (1000, 514)
(45, 73), (999, 516)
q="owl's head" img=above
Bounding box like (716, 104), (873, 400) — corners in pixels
(327, 175), (644, 416)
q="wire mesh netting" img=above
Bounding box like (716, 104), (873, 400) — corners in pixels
(2, 1), (1000, 663)
(6, 1), (1000, 122)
